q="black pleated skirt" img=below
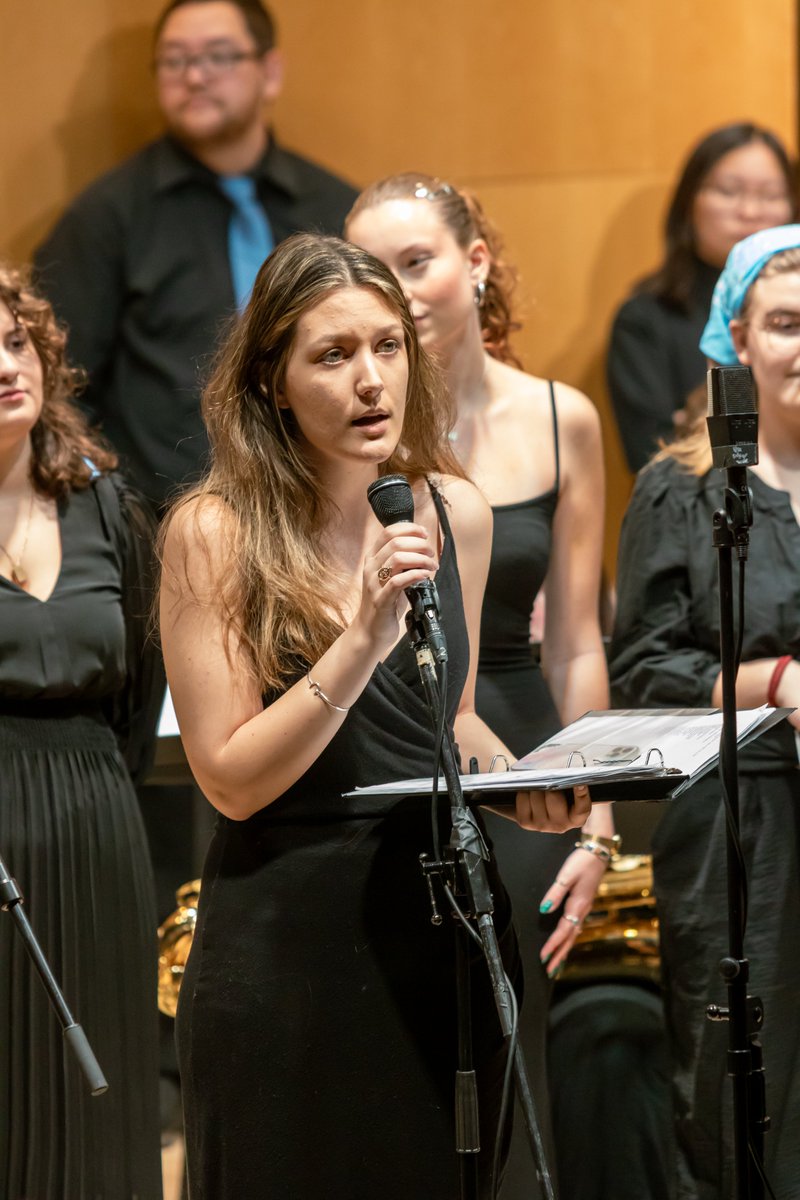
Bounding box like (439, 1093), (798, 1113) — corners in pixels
(0, 709), (162, 1200)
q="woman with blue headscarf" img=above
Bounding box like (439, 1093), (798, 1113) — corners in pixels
(609, 225), (800, 1199)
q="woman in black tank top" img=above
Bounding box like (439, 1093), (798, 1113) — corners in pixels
(348, 178), (613, 1195)
(159, 235), (590, 1199)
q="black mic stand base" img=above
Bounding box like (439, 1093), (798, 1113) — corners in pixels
(410, 624), (556, 1200)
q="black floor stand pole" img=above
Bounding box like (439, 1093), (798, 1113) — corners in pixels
(710, 504), (768, 1200)
(455, 922), (480, 1200)
(0, 850), (108, 1096)
(407, 610), (556, 1200)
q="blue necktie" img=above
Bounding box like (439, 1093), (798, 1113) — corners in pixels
(218, 174), (274, 310)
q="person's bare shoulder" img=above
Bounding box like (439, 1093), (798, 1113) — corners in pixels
(435, 475), (493, 547)
(162, 493), (237, 603)
(500, 363), (599, 436)
(549, 380), (602, 459)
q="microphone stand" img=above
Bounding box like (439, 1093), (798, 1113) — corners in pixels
(404, 596), (556, 1200)
(0, 850), (108, 1096)
(709, 464), (769, 1200)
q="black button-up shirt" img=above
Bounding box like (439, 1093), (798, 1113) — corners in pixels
(34, 135), (358, 506)
(607, 260), (720, 472)
(609, 455), (800, 770)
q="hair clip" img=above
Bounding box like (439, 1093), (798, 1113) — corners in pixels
(413, 181), (454, 201)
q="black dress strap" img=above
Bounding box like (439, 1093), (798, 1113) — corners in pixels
(548, 380), (561, 494)
(428, 479), (453, 547)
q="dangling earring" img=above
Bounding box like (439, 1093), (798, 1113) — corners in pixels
(474, 280), (486, 308)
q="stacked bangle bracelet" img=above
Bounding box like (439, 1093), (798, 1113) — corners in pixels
(574, 831), (622, 864)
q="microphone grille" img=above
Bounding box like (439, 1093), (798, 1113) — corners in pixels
(366, 474), (414, 527)
(708, 365), (756, 416)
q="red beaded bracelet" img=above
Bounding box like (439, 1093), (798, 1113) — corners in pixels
(767, 655), (793, 708)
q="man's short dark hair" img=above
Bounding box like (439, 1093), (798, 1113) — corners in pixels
(154, 0), (276, 54)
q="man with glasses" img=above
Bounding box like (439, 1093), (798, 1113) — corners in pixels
(34, 0), (357, 507)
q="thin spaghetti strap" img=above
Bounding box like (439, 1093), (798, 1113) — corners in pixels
(548, 380), (561, 493)
(427, 479), (452, 552)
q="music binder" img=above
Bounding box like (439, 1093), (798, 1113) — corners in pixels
(344, 706), (791, 804)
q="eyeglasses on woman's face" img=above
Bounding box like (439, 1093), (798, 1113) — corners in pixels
(748, 310), (800, 350)
(701, 181), (791, 213)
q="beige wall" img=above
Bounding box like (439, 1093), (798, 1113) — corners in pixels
(3, 0), (797, 565)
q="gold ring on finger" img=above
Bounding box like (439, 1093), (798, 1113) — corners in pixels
(377, 566), (392, 584)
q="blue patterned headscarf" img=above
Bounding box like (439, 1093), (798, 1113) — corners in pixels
(700, 224), (800, 364)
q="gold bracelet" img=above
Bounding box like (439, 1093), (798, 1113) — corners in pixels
(574, 831), (622, 863)
(307, 672), (350, 714)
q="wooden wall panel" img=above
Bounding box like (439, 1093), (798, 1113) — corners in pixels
(2, 0), (797, 568)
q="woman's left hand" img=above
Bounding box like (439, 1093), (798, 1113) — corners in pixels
(537, 847), (608, 978)
(514, 781), (592, 832)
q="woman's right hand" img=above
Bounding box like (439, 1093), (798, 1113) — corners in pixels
(356, 521), (438, 653)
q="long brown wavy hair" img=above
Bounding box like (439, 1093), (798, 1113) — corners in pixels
(163, 233), (465, 692)
(346, 173), (523, 368)
(658, 246), (800, 475)
(0, 264), (116, 496)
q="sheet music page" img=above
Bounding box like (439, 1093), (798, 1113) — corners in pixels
(349, 760), (668, 799)
(513, 707), (770, 778)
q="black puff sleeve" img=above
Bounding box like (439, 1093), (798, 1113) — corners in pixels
(609, 458), (721, 708)
(93, 473), (165, 784)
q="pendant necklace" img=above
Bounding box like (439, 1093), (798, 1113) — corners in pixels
(0, 489), (35, 588)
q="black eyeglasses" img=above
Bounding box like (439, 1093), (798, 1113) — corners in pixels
(153, 47), (261, 80)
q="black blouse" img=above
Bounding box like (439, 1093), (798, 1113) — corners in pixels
(607, 260), (720, 472)
(609, 455), (800, 771)
(0, 475), (163, 782)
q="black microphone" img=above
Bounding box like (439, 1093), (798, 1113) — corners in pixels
(706, 365), (758, 471)
(706, 364), (757, 554)
(366, 474), (448, 663)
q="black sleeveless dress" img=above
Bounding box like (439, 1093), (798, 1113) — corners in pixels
(0, 479), (162, 1200)
(177, 490), (519, 1199)
(477, 385), (575, 1198)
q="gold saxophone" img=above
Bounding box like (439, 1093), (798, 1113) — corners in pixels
(157, 879), (202, 1018)
(561, 853), (660, 984)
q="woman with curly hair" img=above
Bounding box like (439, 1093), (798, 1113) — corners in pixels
(0, 266), (162, 1197)
(159, 233), (590, 1198)
(347, 175), (612, 1194)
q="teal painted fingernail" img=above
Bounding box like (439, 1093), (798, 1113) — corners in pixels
(541, 951), (552, 966)
(548, 963), (564, 980)
(539, 900), (553, 914)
